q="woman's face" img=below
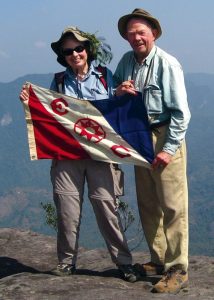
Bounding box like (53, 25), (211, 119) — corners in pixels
(61, 38), (88, 72)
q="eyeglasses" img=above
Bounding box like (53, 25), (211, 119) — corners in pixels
(61, 45), (85, 56)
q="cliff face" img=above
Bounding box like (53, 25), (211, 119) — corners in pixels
(0, 228), (213, 300)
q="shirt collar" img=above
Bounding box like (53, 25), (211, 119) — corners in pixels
(65, 63), (96, 80)
(91, 63), (102, 76)
(145, 46), (156, 66)
(134, 45), (157, 66)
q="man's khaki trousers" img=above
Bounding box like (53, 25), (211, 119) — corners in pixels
(135, 125), (189, 272)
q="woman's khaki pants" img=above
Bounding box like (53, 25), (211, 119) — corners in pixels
(51, 159), (132, 266)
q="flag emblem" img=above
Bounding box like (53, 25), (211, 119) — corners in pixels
(51, 98), (69, 115)
(74, 118), (106, 143)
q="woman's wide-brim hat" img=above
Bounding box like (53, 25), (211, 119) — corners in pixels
(51, 26), (89, 57)
(118, 8), (162, 40)
(51, 26), (113, 67)
(51, 26), (90, 67)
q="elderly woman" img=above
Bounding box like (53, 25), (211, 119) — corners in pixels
(20, 26), (138, 282)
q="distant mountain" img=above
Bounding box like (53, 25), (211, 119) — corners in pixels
(0, 73), (213, 255)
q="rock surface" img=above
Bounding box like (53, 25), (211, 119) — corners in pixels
(0, 228), (213, 299)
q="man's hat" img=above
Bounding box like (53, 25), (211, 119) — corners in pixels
(118, 8), (162, 40)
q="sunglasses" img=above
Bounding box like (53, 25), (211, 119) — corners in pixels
(61, 45), (85, 56)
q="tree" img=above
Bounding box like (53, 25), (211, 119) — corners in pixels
(40, 202), (57, 231)
(41, 198), (144, 250)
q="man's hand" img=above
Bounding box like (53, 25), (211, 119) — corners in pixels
(152, 151), (173, 170)
(115, 80), (138, 97)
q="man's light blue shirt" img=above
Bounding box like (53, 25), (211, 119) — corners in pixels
(114, 46), (191, 155)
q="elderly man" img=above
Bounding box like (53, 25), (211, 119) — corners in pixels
(114, 8), (191, 293)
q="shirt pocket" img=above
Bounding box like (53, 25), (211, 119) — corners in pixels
(91, 87), (108, 100)
(145, 85), (163, 114)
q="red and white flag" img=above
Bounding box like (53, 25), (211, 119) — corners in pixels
(21, 82), (154, 168)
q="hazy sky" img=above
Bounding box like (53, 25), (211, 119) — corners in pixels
(1, 0), (213, 82)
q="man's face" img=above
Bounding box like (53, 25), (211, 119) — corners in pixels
(126, 18), (157, 62)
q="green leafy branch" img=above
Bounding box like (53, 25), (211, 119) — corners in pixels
(41, 198), (144, 250)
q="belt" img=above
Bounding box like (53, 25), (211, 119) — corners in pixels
(150, 119), (170, 130)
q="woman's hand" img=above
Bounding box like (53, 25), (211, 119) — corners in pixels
(115, 80), (137, 97)
(19, 84), (29, 102)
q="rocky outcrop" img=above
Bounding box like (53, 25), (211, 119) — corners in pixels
(0, 228), (213, 299)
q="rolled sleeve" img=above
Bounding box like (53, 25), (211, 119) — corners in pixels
(162, 63), (191, 155)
